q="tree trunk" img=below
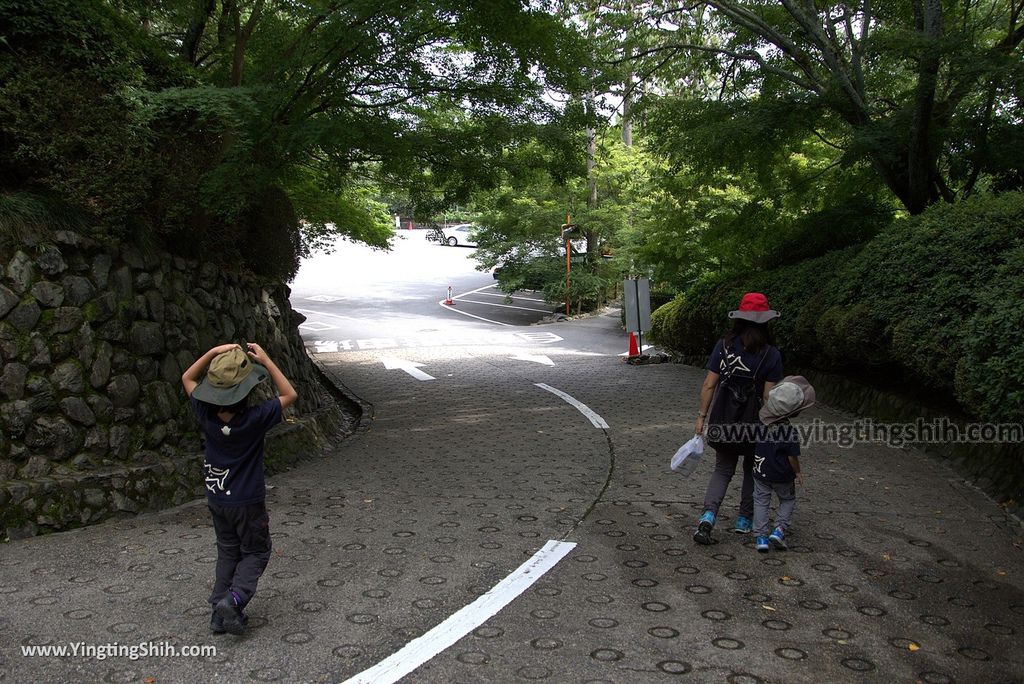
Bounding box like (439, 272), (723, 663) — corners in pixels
(228, 0), (266, 87)
(906, 0), (944, 214)
(182, 0), (216, 65)
(586, 87), (599, 255)
(622, 46), (634, 148)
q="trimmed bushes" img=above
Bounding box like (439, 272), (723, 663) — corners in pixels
(651, 192), (1024, 422)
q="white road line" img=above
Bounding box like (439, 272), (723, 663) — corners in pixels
(455, 299), (552, 313)
(339, 540), (577, 684)
(453, 283), (504, 298)
(471, 291), (548, 303)
(618, 344), (655, 356)
(437, 299), (513, 326)
(509, 353), (554, 366)
(534, 383), (609, 429)
(293, 307), (360, 322)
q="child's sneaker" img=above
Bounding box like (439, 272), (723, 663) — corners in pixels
(755, 536), (770, 552)
(769, 526), (787, 550)
(693, 511), (716, 545)
(210, 610), (225, 635)
(732, 515), (753, 534)
(210, 608), (248, 634)
(215, 591), (248, 635)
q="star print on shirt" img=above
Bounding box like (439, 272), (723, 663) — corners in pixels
(720, 350), (751, 375)
(753, 453), (765, 476)
(204, 464), (230, 493)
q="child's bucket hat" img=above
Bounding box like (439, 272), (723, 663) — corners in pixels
(191, 347), (268, 406)
(760, 375), (816, 424)
(728, 292), (780, 324)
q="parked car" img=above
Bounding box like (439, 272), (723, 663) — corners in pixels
(445, 224), (477, 247)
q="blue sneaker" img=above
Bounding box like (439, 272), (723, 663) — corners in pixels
(755, 536), (770, 552)
(769, 526), (787, 550)
(732, 515), (753, 534)
(693, 511), (716, 545)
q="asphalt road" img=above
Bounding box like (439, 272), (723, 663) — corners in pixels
(288, 229), (627, 359)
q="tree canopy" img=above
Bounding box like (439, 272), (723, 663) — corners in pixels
(2, 0), (1020, 288)
(1, 0), (586, 277)
(630, 1), (1024, 214)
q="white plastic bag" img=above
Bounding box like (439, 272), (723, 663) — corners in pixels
(670, 435), (705, 476)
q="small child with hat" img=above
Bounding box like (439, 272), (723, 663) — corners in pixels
(752, 375), (815, 552)
(181, 342), (298, 635)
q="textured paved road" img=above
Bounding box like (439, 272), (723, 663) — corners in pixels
(1, 326), (1022, 683)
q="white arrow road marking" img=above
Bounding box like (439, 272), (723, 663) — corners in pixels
(534, 383), (609, 429)
(381, 357), (435, 381)
(513, 332), (563, 344)
(340, 540), (576, 684)
(510, 353), (554, 366)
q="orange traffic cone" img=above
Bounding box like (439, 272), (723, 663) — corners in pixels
(444, 285), (454, 306)
(628, 332), (640, 357)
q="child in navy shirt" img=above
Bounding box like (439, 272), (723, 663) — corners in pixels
(752, 376), (815, 552)
(182, 343), (297, 635)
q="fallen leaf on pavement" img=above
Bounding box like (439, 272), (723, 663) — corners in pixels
(908, 643), (920, 652)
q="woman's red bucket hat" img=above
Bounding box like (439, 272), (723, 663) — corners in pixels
(728, 292), (780, 324)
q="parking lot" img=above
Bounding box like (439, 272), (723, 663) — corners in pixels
(441, 282), (557, 327)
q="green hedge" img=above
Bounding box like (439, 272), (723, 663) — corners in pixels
(651, 192), (1024, 422)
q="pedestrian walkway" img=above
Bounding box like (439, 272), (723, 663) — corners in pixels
(0, 341), (1021, 683)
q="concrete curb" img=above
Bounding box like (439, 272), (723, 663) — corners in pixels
(308, 353), (375, 432)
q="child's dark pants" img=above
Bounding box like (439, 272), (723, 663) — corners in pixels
(208, 501), (272, 607)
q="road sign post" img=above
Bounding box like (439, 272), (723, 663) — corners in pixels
(623, 277), (651, 355)
(561, 215), (578, 317)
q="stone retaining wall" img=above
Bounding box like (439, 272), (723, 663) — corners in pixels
(0, 229), (352, 540)
(673, 354), (1023, 519)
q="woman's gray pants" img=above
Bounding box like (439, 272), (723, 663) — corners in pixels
(701, 449), (755, 520)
